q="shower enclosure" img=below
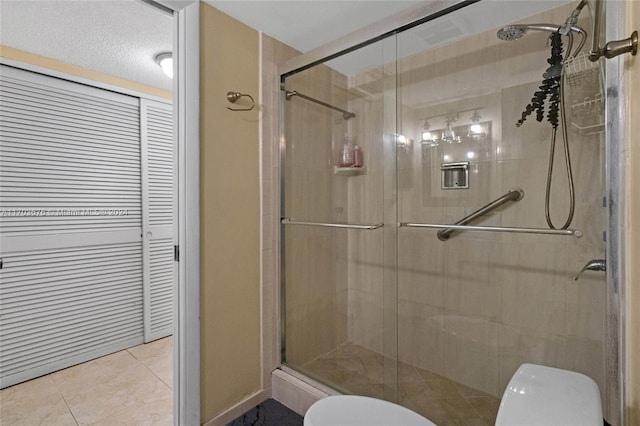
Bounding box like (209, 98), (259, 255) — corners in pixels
(280, 1), (611, 424)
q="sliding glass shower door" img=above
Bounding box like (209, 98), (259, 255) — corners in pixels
(281, 1), (607, 424)
(281, 36), (401, 400)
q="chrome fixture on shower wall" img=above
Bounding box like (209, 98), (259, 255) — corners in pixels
(284, 90), (355, 120)
(497, 1), (638, 62)
(587, 0), (637, 61)
(574, 259), (606, 280)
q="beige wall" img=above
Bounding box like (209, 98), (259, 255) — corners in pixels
(199, 3), (261, 423)
(625, 2), (640, 424)
(0, 45), (171, 99)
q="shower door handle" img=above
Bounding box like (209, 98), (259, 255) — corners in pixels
(281, 218), (383, 230)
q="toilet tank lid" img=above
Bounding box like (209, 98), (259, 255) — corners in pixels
(496, 363), (602, 426)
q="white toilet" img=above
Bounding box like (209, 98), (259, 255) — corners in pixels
(495, 363), (602, 426)
(304, 395), (435, 426)
(304, 363), (602, 426)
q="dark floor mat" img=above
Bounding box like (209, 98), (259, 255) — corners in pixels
(226, 398), (304, 426)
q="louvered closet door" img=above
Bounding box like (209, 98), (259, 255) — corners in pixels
(0, 65), (144, 388)
(141, 99), (174, 342)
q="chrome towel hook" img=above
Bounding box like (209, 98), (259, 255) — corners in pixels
(226, 91), (255, 111)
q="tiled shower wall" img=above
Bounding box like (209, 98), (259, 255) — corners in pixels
(345, 3), (606, 400)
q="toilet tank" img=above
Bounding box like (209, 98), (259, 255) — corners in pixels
(496, 363), (602, 426)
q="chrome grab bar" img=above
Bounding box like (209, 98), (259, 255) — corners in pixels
(436, 188), (524, 241)
(400, 223), (583, 238)
(284, 90), (356, 120)
(281, 218), (383, 230)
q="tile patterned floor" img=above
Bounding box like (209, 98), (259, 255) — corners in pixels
(0, 337), (173, 426)
(303, 342), (500, 426)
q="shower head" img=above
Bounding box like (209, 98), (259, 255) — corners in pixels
(497, 23), (587, 58)
(497, 23), (586, 41)
(497, 25), (527, 41)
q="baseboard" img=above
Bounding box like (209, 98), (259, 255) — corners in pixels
(271, 368), (338, 416)
(203, 388), (271, 426)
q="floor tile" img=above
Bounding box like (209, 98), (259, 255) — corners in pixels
(128, 337), (173, 388)
(426, 379), (465, 399)
(466, 395), (501, 424)
(51, 350), (141, 397)
(60, 363), (171, 425)
(86, 392), (173, 426)
(0, 338), (175, 425)
(336, 357), (365, 374)
(301, 342), (501, 425)
(0, 376), (77, 426)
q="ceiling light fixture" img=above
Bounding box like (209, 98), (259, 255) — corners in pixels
(468, 110), (485, 136)
(420, 119), (438, 147)
(469, 111), (482, 134)
(155, 52), (173, 78)
(442, 116), (461, 144)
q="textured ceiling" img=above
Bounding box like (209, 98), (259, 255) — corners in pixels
(0, 0), (427, 92)
(0, 0), (173, 91)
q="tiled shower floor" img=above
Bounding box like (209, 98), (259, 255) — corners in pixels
(303, 342), (500, 426)
(0, 337), (173, 425)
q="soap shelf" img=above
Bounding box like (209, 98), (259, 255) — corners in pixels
(334, 166), (367, 176)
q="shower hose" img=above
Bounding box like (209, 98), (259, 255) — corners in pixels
(545, 33), (577, 230)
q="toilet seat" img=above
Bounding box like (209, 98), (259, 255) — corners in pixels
(304, 395), (436, 426)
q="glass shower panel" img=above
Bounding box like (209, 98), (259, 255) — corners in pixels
(281, 37), (399, 399)
(395, 1), (606, 424)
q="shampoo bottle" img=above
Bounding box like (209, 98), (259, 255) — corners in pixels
(339, 134), (354, 167)
(353, 144), (363, 167)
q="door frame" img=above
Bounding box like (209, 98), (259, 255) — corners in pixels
(167, 2), (200, 425)
(135, 1), (201, 423)
(121, 1), (202, 423)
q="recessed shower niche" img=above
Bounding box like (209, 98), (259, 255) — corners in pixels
(441, 162), (469, 189)
(280, 1), (608, 424)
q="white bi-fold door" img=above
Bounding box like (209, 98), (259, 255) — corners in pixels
(141, 99), (174, 342)
(0, 64), (174, 389)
